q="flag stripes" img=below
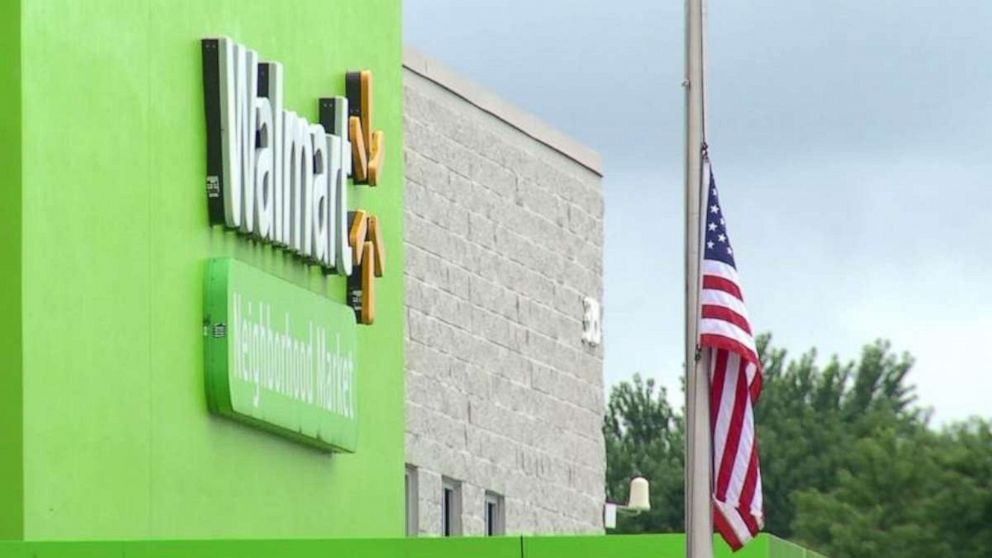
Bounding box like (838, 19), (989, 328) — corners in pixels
(699, 161), (764, 551)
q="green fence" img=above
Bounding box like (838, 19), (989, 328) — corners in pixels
(0, 534), (825, 558)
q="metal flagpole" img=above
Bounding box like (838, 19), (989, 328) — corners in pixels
(684, 0), (712, 554)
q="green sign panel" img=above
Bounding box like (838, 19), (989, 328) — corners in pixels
(203, 258), (358, 452)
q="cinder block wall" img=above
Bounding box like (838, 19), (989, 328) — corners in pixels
(402, 50), (605, 535)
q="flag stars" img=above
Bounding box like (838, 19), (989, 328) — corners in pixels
(707, 241), (715, 249)
(708, 222), (717, 231)
(726, 247), (733, 255)
(710, 205), (720, 214)
(718, 233), (726, 243)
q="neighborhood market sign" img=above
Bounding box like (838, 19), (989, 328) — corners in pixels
(204, 258), (358, 452)
(200, 37), (385, 450)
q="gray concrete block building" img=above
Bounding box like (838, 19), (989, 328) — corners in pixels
(402, 49), (606, 536)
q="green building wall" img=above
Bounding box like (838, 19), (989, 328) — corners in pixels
(3, 0), (405, 540)
(0, 0), (23, 542)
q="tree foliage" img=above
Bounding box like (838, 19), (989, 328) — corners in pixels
(605, 336), (992, 558)
(603, 374), (684, 533)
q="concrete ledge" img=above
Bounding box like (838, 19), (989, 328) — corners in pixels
(403, 47), (603, 176)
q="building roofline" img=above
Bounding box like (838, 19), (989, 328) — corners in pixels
(403, 47), (603, 176)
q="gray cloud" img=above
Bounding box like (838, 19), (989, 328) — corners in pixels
(405, 0), (992, 421)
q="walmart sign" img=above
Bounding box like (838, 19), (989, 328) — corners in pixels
(202, 37), (385, 325)
(200, 37), (388, 452)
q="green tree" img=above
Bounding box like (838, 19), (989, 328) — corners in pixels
(791, 425), (952, 558)
(928, 420), (992, 558)
(792, 419), (992, 558)
(605, 337), (992, 556)
(755, 337), (919, 538)
(603, 374), (684, 533)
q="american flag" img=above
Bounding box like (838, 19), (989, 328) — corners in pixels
(699, 162), (764, 550)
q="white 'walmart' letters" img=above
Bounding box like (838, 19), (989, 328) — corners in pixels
(216, 37), (352, 274)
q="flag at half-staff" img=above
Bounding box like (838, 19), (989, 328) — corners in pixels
(699, 158), (764, 550)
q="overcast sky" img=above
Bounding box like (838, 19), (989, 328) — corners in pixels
(404, 0), (992, 423)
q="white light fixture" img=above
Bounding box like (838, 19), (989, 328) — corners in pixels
(604, 476), (651, 529)
(627, 476), (650, 511)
